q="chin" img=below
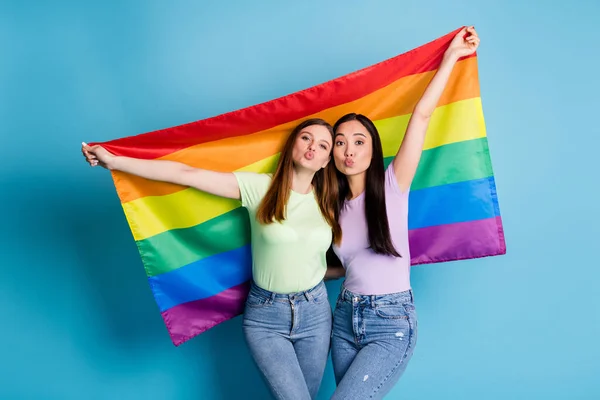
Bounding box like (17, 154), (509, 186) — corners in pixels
(342, 167), (366, 177)
(296, 159), (319, 172)
(336, 166), (351, 176)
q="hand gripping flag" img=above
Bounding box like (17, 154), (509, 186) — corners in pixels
(93, 27), (506, 346)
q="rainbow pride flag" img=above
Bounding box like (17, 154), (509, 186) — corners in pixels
(95, 27), (505, 346)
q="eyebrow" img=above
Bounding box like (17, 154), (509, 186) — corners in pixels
(335, 132), (367, 138)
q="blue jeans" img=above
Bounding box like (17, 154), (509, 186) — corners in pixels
(242, 281), (332, 400)
(331, 286), (418, 399)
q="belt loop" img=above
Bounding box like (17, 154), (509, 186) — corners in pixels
(370, 295), (375, 308)
(304, 290), (312, 302)
(269, 292), (276, 304)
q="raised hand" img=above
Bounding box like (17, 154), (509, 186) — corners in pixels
(81, 142), (115, 169)
(446, 26), (480, 59)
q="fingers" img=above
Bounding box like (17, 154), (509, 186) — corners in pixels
(82, 142), (99, 153)
(459, 25), (476, 38)
(81, 141), (99, 167)
(83, 154), (98, 167)
(82, 142), (92, 156)
(466, 26), (478, 39)
(467, 35), (480, 49)
(81, 142), (113, 169)
(456, 26), (478, 45)
(463, 26), (479, 49)
(81, 142), (94, 158)
(87, 157), (99, 167)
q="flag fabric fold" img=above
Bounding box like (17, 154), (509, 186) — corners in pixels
(95, 27), (506, 346)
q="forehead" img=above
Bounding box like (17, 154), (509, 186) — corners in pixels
(336, 120), (369, 135)
(302, 125), (332, 141)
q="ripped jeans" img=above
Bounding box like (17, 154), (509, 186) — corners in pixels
(331, 286), (418, 399)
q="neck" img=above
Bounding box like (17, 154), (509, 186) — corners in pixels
(347, 171), (366, 200)
(291, 167), (316, 194)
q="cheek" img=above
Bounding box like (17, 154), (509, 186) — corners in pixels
(358, 146), (372, 161)
(291, 141), (305, 159)
(356, 146), (373, 169)
(316, 149), (331, 164)
(293, 140), (304, 152)
(333, 148), (345, 168)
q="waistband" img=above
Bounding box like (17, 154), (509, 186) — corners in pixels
(339, 285), (414, 306)
(249, 280), (326, 302)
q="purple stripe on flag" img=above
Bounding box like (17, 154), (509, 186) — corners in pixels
(410, 216), (506, 265)
(161, 281), (251, 346)
(161, 217), (505, 346)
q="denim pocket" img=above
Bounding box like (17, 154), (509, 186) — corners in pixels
(312, 291), (328, 304)
(375, 304), (410, 319)
(246, 294), (271, 308)
(403, 302), (416, 313)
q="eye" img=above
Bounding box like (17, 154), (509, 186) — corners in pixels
(320, 144), (328, 150)
(355, 140), (364, 145)
(301, 135), (310, 141)
(335, 140), (345, 146)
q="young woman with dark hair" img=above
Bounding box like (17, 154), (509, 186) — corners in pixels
(327, 27), (481, 399)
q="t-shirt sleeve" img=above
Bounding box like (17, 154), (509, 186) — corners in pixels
(233, 172), (272, 210)
(385, 163), (410, 197)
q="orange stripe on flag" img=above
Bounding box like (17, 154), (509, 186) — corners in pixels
(114, 57), (480, 203)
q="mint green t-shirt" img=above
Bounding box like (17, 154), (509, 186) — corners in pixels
(233, 172), (332, 294)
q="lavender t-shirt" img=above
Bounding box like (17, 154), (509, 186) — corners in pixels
(332, 165), (411, 295)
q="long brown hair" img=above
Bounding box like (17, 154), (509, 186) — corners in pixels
(256, 118), (342, 243)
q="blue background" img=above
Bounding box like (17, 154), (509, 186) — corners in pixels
(2, 1), (599, 399)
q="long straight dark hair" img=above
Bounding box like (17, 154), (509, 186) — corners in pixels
(333, 113), (400, 257)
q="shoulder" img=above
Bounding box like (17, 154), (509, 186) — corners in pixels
(385, 164), (409, 197)
(233, 172), (273, 208)
(233, 172), (272, 188)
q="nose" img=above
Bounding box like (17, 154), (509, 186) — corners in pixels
(345, 146), (354, 157)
